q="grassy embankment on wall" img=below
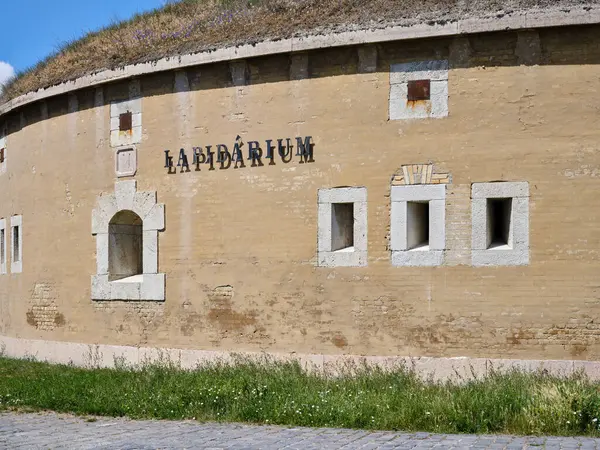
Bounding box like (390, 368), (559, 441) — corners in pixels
(0, 355), (600, 436)
(0, 0), (590, 102)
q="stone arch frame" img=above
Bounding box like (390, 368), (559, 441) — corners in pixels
(91, 180), (165, 301)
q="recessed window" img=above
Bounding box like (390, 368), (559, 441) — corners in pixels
(0, 229), (4, 264)
(331, 203), (354, 252)
(0, 219), (6, 274)
(108, 210), (143, 282)
(391, 185), (445, 267)
(389, 60), (448, 120)
(12, 226), (19, 263)
(407, 79), (431, 101)
(119, 111), (132, 132)
(10, 215), (22, 273)
(92, 180), (166, 301)
(318, 187), (367, 267)
(0, 148), (5, 164)
(407, 201), (429, 250)
(472, 182), (529, 266)
(487, 198), (512, 249)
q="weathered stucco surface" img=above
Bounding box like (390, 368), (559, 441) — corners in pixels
(1, 26), (600, 362)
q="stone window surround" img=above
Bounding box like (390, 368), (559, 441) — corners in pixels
(317, 187), (367, 267)
(0, 218), (6, 274)
(471, 181), (530, 267)
(91, 180), (165, 301)
(115, 145), (137, 178)
(110, 95), (142, 148)
(389, 60), (449, 121)
(391, 185), (446, 267)
(10, 215), (22, 274)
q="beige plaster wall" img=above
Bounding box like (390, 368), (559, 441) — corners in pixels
(1, 26), (600, 361)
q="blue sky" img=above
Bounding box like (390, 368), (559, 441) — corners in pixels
(0, 0), (166, 86)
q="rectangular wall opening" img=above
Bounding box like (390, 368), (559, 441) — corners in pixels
(331, 203), (354, 252)
(407, 201), (429, 250)
(0, 228), (4, 265)
(12, 226), (19, 262)
(487, 198), (512, 249)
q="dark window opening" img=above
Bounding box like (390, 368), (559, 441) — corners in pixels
(119, 111), (133, 132)
(0, 228), (4, 263)
(487, 198), (513, 249)
(109, 210), (143, 281)
(12, 226), (19, 263)
(407, 201), (429, 250)
(0, 148), (5, 163)
(407, 79), (431, 101)
(331, 203), (354, 251)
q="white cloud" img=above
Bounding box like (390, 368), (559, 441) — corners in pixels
(0, 61), (16, 94)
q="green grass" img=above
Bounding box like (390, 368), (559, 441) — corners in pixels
(0, 355), (599, 436)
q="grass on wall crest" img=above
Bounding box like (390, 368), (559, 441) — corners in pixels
(0, 0), (590, 103)
(0, 352), (600, 436)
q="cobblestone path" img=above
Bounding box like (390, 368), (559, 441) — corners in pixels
(1, 412), (599, 449)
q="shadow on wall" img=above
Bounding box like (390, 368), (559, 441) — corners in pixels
(3, 24), (600, 136)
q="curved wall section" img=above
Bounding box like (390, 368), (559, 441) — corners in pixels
(1, 25), (600, 363)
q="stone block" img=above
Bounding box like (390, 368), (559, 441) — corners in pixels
(115, 180), (137, 212)
(391, 184), (446, 201)
(111, 279), (141, 301)
(429, 199), (446, 251)
(318, 187), (367, 204)
(358, 45), (377, 73)
(317, 202), (331, 252)
(290, 53), (309, 80)
(144, 204), (165, 231)
(133, 191), (157, 219)
(516, 30), (542, 65)
(392, 250), (443, 267)
(143, 230), (158, 274)
(110, 98), (142, 117)
(472, 249), (529, 267)
(96, 233), (109, 275)
(230, 60), (248, 86)
(91, 275), (111, 300)
(390, 201), (407, 251)
(471, 181), (529, 199)
(140, 273), (166, 301)
(318, 250), (367, 268)
(115, 146), (137, 178)
(390, 60), (448, 84)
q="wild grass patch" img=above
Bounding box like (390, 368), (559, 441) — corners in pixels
(0, 0), (587, 102)
(0, 355), (599, 436)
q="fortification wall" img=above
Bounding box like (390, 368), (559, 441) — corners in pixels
(0, 25), (599, 366)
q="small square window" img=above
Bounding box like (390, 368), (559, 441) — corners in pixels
(331, 203), (354, 252)
(389, 60), (448, 120)
(391, 185), (445, 267)
(318, 187), (367, 267)
(119, 111), (133, 132)
(472, 182), (529, 266)
(407, 79), (431, 101)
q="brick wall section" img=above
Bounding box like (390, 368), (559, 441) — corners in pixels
(0, 26), (600, 361)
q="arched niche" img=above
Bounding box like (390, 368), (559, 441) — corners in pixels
(91, 181), (165, 301)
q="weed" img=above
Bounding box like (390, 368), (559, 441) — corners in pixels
(0, 356), (599, 436)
